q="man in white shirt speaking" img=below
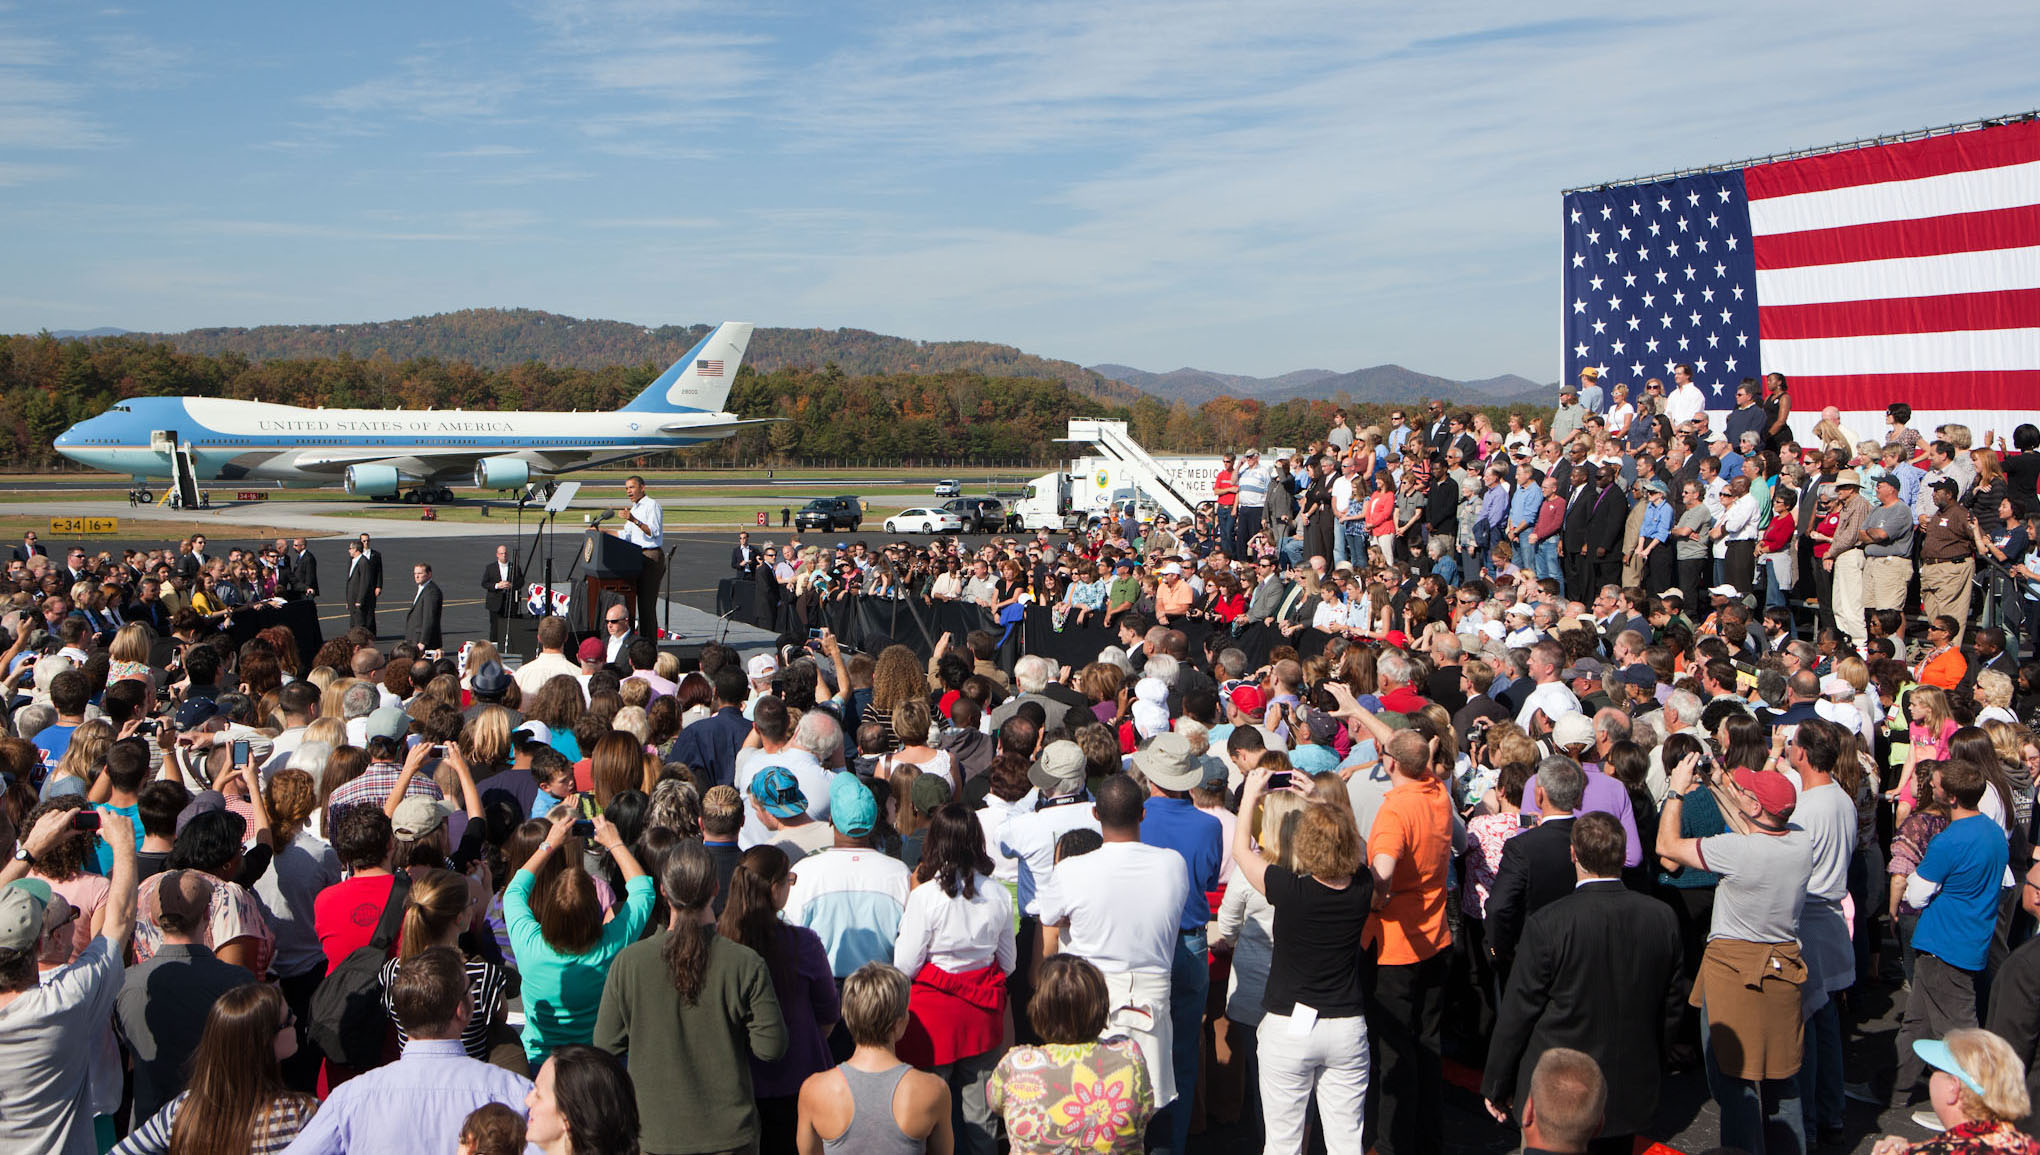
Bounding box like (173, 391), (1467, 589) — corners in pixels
(609, 474), (665, 642)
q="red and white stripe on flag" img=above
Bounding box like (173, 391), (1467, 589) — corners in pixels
(697, 360), (724, 376)
(1746, 119), (2040, 420)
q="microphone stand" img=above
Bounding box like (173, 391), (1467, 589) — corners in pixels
(664, 545), (680, 642)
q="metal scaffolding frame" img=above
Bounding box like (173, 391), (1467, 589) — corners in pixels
(1561, 109), (2040, 194)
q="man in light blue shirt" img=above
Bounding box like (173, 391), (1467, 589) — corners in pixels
(283, 947), (531, 1155)
(1387, 410), (1412, 456)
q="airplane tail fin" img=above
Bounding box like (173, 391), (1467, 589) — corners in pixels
(620, 321), (754, 413)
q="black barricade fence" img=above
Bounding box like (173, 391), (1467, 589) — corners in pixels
(230, 599), (324, 671)
(717, 580), (1333, 670)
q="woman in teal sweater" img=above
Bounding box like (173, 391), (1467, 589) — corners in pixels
(505, 799), (657, 1066)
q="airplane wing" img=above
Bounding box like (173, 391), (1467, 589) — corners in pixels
(655, 416), (784, 434)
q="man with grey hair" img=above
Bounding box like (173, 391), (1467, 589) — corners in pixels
(341, 681), (380, 746)
(1426, 632), (1467, 713)
(1591, 709), (1631, 760)
(791, 709), (845, 769)
(1487, 755), (1587, 965)
(989, 654), (1078, 734)
(1645, 690), (1702, 804)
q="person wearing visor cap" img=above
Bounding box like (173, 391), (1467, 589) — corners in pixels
(1872, 1029), (2037, 1152)
(1656, 749), (1814, 1155)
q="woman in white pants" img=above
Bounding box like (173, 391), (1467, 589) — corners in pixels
(1231, 768), (1374, 1155)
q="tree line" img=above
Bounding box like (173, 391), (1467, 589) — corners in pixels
(0, 332), (1548, 470)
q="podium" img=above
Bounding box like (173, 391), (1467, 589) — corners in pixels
(579, 528), (642, 634)
(581, 529), (643, 578)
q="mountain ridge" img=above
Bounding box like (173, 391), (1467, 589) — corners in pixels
(1089, 362), (1552, 407)
(34, 308), (1552, 408)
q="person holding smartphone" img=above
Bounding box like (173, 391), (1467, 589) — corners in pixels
(502, 803), (656, 1069)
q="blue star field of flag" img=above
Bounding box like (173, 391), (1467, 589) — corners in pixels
(1561, 170), (1762, 407)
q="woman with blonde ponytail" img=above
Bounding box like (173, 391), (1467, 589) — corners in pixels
(377, 867), (516, 1068)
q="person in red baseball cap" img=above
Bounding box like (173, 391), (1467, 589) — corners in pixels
(1655, 748), (1815, 1155)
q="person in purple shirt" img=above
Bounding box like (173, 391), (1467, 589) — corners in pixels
(1517, 716), (1643, 868)
(282, 947), (531, 1155)
(1132, 734), (1224, 1155)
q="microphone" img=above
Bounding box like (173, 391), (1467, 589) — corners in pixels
(589, 509), (615, 526)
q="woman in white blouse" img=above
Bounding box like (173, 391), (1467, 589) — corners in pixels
(893, 803), (1017, 1155)
(1605, 382), (1635, 438)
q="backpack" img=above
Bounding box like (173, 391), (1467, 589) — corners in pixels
(308, 872), (410, 1068)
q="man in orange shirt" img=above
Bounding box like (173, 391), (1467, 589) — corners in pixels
(1915, 615), (1969, 689)
(1153, 562), (1195, 625)
(1366, 730), (1455, 1155)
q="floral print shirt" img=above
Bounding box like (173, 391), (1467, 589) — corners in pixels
(1900, 1119), (2040, 1155)
(990, 1038), (1154, 1154)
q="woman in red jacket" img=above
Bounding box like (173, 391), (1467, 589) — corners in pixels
(1759, 486), (1798, 610)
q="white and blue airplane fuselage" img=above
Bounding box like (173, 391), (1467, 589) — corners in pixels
(54, 322), (760, 497)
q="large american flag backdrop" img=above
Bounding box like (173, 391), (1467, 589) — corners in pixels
(1563, 116), (2040, 441)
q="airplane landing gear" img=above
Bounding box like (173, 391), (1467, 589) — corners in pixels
(401, 486), (456, 504)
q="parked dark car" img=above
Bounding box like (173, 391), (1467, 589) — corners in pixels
(943, 497), (1007, 533)
(794, 496), (864, 532)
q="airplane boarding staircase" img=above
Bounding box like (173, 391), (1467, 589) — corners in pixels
(150, 430), (202, 508)
(1065, 419), (1201, 523)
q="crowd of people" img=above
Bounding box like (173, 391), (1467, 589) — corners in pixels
(3, 374), (2040, 1155)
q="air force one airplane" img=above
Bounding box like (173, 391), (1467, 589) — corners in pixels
(54, 321), (762, 502)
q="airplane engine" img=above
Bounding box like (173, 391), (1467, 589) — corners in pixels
(473, 457), (532, 490)
(343, 465), (404, 496)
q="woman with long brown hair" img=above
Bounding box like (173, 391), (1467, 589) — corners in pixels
(504, 805), (654, 1067)
(586, 731), (653, 809)
(110, 983), (317, 1155)
(716, 845), (838, 1154)
(595, 839), (790, 1155)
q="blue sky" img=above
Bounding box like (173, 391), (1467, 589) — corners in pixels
(1, 1), (2032, 379)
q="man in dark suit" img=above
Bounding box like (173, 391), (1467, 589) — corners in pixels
(405, 562), (443, 651)
(124, 577), (172, 636)
(179, 534), (211, 581)
(1424, 459), (1460, 545)
(1963, 626), (2019, 692)
(1484, 755), (1587, 967)
(481, 544), (522, 643)
(1587, 466), (1630, 592)
(1560, 466), (1597, 601)
(289, 538), (319, 601)
(12, 530), (46, 563)
(345, 540), (377, 634)
(1423, 399), (1451, 457)
(1484, 812), (1683, 1155)
(730, 531), (759, 576)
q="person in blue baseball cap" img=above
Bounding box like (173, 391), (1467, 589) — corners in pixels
(779, 773), (911, 979)
(748, 767), (831, 860)
(1871, 1030), (2036, 1146)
